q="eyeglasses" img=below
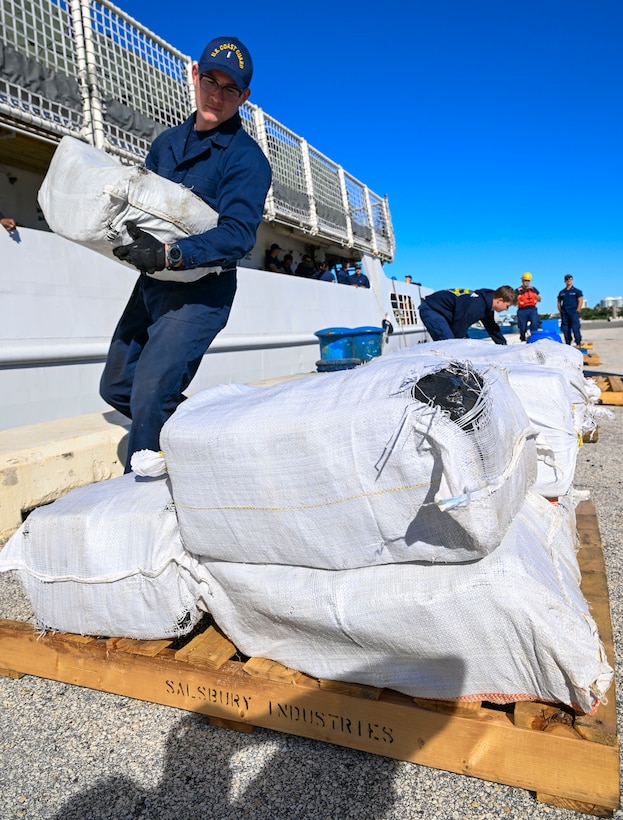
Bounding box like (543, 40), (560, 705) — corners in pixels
(200, 74), (242, 102)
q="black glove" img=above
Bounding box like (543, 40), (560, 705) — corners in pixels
(113, 221), (166, 274)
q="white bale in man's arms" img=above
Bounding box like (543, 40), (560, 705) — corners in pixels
(38, 136), (220, 282)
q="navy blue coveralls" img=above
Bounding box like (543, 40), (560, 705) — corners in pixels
(419, 288), (507, 344)
(557, 284), (584, 344)
(100, 112), (272, 470)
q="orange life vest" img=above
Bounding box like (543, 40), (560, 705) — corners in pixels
(517, 286), (538, 309)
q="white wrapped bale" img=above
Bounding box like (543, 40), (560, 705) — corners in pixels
(501, 364), (578, 497)
(197, 492), (612, 714)
(387, 348), (578, 497)
(37, 136), (220, 282)
(413, 338), (594, 438)
(0, 473), (205, 639)
(414, 337), (585, 373)
(162, 356), (537, 568)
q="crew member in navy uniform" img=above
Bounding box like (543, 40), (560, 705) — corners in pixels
(264, 243), (283, 272)
(294, 254), (315, 278)
(515, 272), (541, 341)
(557, 274), (584, 345)
(350, 263), (370, 288)
(101, 37), (272, 472)
(419, 286), (516, 344)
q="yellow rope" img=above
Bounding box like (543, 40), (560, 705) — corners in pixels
(176, 481), (432, 512)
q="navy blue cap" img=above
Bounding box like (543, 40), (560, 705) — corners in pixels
(198, 37), (253, 91)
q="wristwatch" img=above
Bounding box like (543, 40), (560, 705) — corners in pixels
(166, 243), (183, 269)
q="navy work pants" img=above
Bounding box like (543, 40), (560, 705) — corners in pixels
(100, 271), (236, 471)
(560, 310), (581, 345)
(419, 301), (454, 340)
(517, 306), (540, 341)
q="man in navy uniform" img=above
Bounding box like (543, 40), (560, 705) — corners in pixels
(101, 37), (272, 471)
(557, 274), (584, 345)
(264, 243), (283, 272)
(294, 254), (315, 278)
(419, 286), (516, 344)
(350, 263), (370, 288)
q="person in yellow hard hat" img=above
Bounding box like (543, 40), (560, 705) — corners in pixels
(515, 272), (541, 341)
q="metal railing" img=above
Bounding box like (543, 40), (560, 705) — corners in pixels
(0, 0), (394, 260)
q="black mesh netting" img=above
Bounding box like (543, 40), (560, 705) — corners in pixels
(412, 365), (485, 429)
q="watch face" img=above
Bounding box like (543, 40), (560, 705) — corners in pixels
(168, 245), (182, 264)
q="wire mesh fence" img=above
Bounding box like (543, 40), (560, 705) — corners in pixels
(0, 0), (83, 138)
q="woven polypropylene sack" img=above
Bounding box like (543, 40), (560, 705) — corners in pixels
(0, 473), (204, 639)
(501, 364), (578, 496)
(196, 491), (612, 714)
(390, 347), (579, 498)
(37, 136), (220, 282)
(414, 338), (593, 437)
(162, 356), (536, 568)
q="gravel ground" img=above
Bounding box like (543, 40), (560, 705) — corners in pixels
(1, 323), (622, 820)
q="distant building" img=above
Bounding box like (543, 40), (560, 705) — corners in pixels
(601, 296), (623, 308)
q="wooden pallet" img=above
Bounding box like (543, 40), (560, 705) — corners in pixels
(584, 354), (602, 366)
(0, 500), (618, 816)
(593, 376), (623, 406)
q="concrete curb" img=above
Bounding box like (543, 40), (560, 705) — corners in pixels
(0, 411), (129, 543)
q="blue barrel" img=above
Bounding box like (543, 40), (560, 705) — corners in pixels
(350, 326), (385, 361)
(527, 330), (562, 344)
(540, 318), (560, 333)
(314, 327), (356, 361)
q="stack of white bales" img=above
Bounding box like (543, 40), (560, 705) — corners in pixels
(0, 352), (613, 713)
(159, 352), (611, 713)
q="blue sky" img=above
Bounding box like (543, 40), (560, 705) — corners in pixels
(118, 0), (621, 313)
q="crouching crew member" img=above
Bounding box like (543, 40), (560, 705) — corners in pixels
(419, 285), (516, 345)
